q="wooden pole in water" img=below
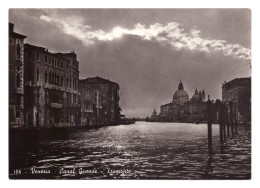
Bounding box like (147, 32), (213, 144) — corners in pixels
(235, 112), (238, 136)
(223, 105), (227, 141)
(207, 96), (213, 153)
(230, 105), (234, 138)
(225, 107), (230, 138)
(219, 103), (224, 143)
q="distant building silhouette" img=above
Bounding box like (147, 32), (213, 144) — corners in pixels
(159, 81), (208, 122)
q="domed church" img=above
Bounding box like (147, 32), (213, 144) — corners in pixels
(172, 80), (189, 105)
(191, 88), (206, 102)
(159, 80), (208, 122)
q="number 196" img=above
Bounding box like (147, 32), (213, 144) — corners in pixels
(13, 169), (21, 175)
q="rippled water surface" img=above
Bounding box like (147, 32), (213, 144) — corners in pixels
(9, 122), (251, 179)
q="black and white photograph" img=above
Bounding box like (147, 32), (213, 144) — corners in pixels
(8, 8), (251, 180)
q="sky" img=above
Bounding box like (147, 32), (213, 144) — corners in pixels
(9, 9), (251, 118)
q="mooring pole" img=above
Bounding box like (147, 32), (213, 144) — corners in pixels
(219, 103), (224, 143)
(223, 105), (227, 141)
(230, 105), (234, 138)
(235, 113), (238, 136)
(207, 96), (213, 153)
(225, 107), (230, 138)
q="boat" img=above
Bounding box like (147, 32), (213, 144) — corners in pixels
(120, 118), (136, 125)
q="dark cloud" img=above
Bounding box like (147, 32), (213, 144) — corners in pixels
(77, 35), (250, 117)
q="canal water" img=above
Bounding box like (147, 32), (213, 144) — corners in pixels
(9, 122), (251, 179)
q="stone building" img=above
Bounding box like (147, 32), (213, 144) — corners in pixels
(222, 77), (251, 123)
(159, 80), (208, 122)
(79, 76), (121, 126)
(9, 23), (26, 129)
(78, 83), (96, 126)
(23, 43), (80, 128)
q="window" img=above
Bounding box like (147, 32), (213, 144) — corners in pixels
(28, 67), (32, 81)
(28, 51), (32, 60)
(45, 91), (48, 105)
(45, 71), (48, 83)
(36, 68), (40, 81)
(52, 72), (54, 84)
(16, 110), (21, 118)
(52, 58), (54, 66)
(16, 96), (21, 105)
(99, 97), (101, 106)
(48, 57), (51, 64)
(57, 74), (60, 85)
(55, 59), (57, 67)
(36, 91), (40, 104)
(54, 72), (57, 85)
(9, 38), (14, 45)
(16, 42), (21, 60)
(36, 52), (40, 61)
(45, 56), (48, 63)
(16, 65), (21, 72)
(86, 105), (90, 110)
(61, 76), (63, 86)
(61, 62), (63, 68)
(49, 71), (51, 84)
(16, 73), (21, 88)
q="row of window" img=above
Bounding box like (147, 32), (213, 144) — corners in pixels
(35, 90), (78, 105)
(27, 51), (64, 69)
(44, 55), (64, 69)
(41, 70), (78, 90)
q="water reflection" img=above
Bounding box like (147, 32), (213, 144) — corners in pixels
(9, 122), (251, 179)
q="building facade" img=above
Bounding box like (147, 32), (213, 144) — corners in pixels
(23, 43), (80, 128)
(9, 23), (26, 129)
(222, 77), (251, 123)
(79, 83), (96, 126)
(79, 76), (120, 126)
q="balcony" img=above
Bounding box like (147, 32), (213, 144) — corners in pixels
(44, 83), (65, 91)
(36, 81), (42, 87)
(16, 88), (23, 94)
(51, 103), (62, 108)
(73, 103), (80, 108)
(96, 105), (102, 109)
(25, 81), (32, 86)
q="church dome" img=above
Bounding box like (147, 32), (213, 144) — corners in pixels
(191, 89), (202, 102)
(172, 80), (189, 104)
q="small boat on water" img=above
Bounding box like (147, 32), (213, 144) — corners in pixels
(195, 120), (200, 124)
(120, 119), (136, 125)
